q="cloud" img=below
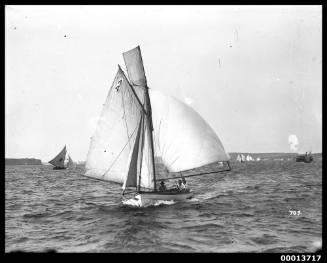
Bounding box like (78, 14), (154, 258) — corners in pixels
(288, 134), (299, 152)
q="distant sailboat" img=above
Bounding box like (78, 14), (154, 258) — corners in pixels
(84, 46), (231, 206)
(49, 145), (75, 170)
(296, 152), (313, 163)
(241, 154), (246, 162)
(236, 154), (242, 162)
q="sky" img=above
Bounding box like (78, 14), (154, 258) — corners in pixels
(5, 5), (322, 162)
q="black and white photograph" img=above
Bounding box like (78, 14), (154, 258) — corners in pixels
(5, 5), (322, 253)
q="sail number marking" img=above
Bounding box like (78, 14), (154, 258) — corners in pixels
(115, 79), (122, 91)
(289, 210), (301, 216)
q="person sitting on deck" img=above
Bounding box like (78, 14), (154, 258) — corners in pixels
(158, 181), (167, 191)
(176, 179), (183, 191)
(181, 177), (187, 190)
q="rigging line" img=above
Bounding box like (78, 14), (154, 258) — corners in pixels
(167, 155), (181, 171)
(82, 174), (122, 185)
(121, 89), (131, 149)
(155, 119), (163, 156)
(100, 121), (139, 179)
(156, 168), (230, 181)
(119, 66), (146, 114)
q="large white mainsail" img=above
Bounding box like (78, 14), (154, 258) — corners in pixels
(85, 66), (145, 185)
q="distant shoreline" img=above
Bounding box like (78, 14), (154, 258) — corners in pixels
(5, 158), (42, 165)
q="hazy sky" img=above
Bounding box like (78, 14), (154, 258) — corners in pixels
(5, 5), (322, 161)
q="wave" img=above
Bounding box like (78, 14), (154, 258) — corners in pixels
(122, 195), (176, 208)
(194, 191), (222, 201)
(23, 212), (49, 219)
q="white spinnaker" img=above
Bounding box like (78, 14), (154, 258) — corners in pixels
(150, 90), (230, 174)
(85, 67), (144, 184)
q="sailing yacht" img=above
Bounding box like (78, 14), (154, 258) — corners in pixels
(84, 46), (231, 205)
(49, 145), (75, 170)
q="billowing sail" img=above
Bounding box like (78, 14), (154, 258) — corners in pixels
(149, 90), (230, 176)
(85, 66), (148, 184)
(49, 146), (67, 168)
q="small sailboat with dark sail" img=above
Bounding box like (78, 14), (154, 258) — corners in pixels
(84, 46), (231, 206)
(296, 152), (313, 163)
(49, 145), (75, 170)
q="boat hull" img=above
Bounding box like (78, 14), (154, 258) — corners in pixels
(296, 155), (313, 163)
(53, 167), (67, 170)
(137, 190), (193, 205)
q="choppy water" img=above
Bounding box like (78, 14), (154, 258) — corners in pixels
(5, 154), (322, 252)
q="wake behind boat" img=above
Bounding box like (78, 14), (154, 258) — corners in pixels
(84, 46), (231, 206)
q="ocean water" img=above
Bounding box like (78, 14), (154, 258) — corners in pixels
(5, 154), (322, 253)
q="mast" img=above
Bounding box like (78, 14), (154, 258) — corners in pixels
(137, 115), (145, 193)
(144, 85), (157, 191)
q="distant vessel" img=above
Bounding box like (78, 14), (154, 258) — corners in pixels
(84, 46), (231, 206)
(296, 152), (313, 163)
(49, 145), (75, 169)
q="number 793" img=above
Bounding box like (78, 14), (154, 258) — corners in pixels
(289, 210), (301, 216)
